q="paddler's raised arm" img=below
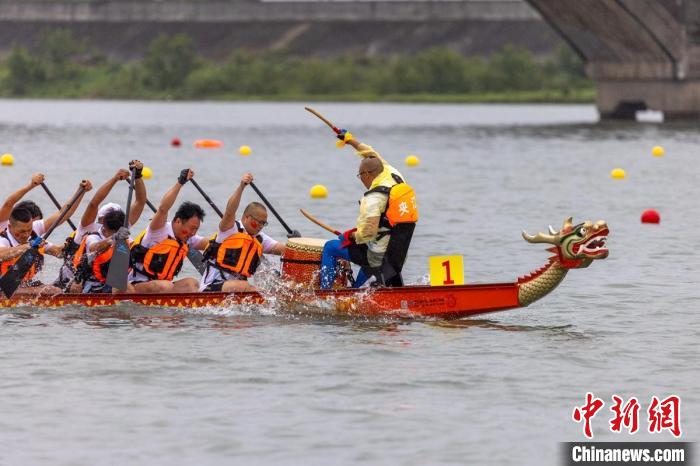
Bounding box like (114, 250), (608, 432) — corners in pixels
(219, 172), (252, 232)
(151, 168), (193, 231)
(43, 180), (93, 232)
(128, 159), (147, 227)
(81, 169), (129, 227)
(0, 173), (45, 225)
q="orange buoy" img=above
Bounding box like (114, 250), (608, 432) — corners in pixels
(194, 139), (223, 149)
(641, 209), (660, 224)
(171, 137), (181, 147)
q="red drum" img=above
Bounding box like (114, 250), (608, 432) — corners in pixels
(281, 238), (348, 289)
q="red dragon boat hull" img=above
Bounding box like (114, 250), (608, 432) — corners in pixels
(0, 283), (521, 319)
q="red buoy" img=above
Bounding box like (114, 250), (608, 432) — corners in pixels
(641, 209), (660, 224)
(171, 137), (181, 147)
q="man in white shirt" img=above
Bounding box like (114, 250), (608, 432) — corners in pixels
(200, 173), (284, 293)
(55, 162), (146, 290)
(0, 206), (65, 294)
(127, 168), (208, 293)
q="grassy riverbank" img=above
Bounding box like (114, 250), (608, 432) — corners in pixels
(0, 31), (594, 102)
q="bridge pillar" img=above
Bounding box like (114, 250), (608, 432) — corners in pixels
(597, 81), (700, 120)
(526, 0), (700, 120)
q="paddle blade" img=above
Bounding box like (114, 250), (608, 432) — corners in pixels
(187, 249), (206, 275)
(105, 239), (130, 291)
(0, 248), (40, 298)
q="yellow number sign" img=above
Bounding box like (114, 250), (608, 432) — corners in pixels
(429, 256), (464, 287)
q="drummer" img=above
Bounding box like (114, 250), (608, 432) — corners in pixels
(319, 131), (417, 289)
(199, 173), (284, 292)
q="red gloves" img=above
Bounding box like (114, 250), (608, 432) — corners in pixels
(338, 228), (357, 248)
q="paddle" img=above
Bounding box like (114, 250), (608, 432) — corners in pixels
(249, 182), (301, 238)
(299, 208), (355, 286)
(300, 208), (340, 235)
(189, 179), (224, 218)
(105, 168), (135, 291)
(305, 107), (341, 135)
(123, 178), (207, 275)
(0, 184), (86, 298)
(40, 182), (77, 231)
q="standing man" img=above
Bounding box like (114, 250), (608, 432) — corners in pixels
(199, 173), (284, 292)
(320, 132), (417, 289)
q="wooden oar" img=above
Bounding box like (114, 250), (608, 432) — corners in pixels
(299, 209), (355, 287)
(0, 184), (86, 298)
(105, 168), (136, 291)
(124, 178), (206, 275)
(299, 208), (340, 235)
(40, 182), (77, 231)
(249, 182), (300, 238)
(304, 107), (341, 135)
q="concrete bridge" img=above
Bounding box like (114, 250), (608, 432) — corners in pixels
(1, 0), (698, 119)
(526, 0), (700, 119)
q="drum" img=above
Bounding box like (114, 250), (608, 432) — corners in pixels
(281, 237), (348, 289)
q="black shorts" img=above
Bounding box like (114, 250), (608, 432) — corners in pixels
(202, 273), (248, 292)
(347, 243), (370, 267)
(203, 280), (224, 292)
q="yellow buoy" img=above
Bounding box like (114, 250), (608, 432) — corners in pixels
(142, 166), (153, 180)
(405, 155), (420, 167)
(310, 184), (328, 199)
(611, 168), (626, 179)
(1, 153), (14, 166)
(652, 145), (664, 157)
(239, 145), (252, 156)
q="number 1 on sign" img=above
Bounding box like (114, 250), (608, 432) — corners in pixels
(429, 256), (464, 287)
(441, 260), (454, 285)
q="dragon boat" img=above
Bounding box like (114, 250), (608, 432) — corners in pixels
(0, 218), (609, 319)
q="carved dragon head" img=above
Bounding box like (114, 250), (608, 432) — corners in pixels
(522, 217), (609, 269)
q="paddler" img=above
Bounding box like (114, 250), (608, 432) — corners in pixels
(0, 175), (89, 237)
(319, 132), (418, 289)
(55, 161), (147, 291)
(0, 173), (45, 232)
(0, 206), (61, 294)
(76, 208), (130, 294)
(199, 172), (284, 292)
(127, 168), (208, 293)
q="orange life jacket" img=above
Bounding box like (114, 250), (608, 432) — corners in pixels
(75, 232), (115, 284)
(365, 173), (419, 228)
(72, 235), (88, 271)
(0, 230), (45, 281)
(204, 224), (263, 278)
(131, 231), (188, 281)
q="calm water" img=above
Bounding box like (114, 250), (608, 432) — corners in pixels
(0, 101), (698, 465)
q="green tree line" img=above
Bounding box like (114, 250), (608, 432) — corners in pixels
(0, 30), (593, 101)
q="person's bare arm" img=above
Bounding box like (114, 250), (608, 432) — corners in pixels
(220, 173), (252, 232)
(0, 244), (30, 261)
(81, 169), (129, 227)
(43, 180), (93, 231)
(0, 173), (45, 223)
(268, 242), (286, 256)
(151, 169), (193, 232)
(44, 244), (64, 257)
(193, 237), (209, 251)
(129, 160), (147, 227)
(88, 237), (113, 254)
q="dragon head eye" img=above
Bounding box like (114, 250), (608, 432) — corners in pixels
(577, 227), (587, 237)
